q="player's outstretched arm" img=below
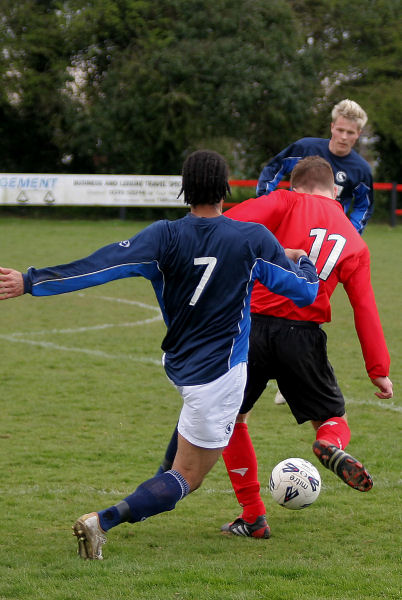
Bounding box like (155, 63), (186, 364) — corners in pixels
(0, 267), (24, 299)
(371, 376), (393, 399)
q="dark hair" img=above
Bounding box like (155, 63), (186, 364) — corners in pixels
(178, 150), (231, 206)
(290, 156), (334, 191)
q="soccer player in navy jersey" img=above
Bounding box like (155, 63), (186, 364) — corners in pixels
(259, 98), (374, 407)
(0, 150), (319, 559)
(155, 156), (392, 540)
(257, 99), (373, 235)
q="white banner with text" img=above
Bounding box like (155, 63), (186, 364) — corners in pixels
(0, 174), (183, 207)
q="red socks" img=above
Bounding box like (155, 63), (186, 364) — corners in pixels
(222, 417), (350, 523)
(315, 416), (351, 450)
(222, 422), (266, 523)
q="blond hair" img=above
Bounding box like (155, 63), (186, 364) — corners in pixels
(331, 99), (368, 130)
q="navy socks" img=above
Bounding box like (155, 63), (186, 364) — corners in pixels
(155, 423), (178, 475)
(97, 501), (129, 531)
(98, 470), (190, 532)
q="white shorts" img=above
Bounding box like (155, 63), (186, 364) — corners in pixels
(175, 362), (247, 449)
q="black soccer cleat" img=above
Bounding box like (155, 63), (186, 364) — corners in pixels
(221, 515), (271, 539)
(313, 440), (373, 492)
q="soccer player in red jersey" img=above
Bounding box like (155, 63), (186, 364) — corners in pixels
(157, 156), (393, 539)
(219, 155), (392, 538)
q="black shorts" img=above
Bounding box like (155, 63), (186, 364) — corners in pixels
(239, 313), (345, 424)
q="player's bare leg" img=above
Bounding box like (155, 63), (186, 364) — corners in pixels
(172, 433), (223, 492)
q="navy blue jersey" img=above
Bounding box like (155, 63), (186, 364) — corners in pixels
(256, 137), (374, 234)
(22, 214), (318, 385)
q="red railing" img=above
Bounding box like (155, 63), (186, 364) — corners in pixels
(226, 180), (402, 225)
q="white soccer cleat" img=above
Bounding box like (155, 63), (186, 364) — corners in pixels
(274, 390), (286, 405)
(72, 512), (107, 560)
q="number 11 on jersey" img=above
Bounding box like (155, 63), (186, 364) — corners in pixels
(309, 228), (346, 281)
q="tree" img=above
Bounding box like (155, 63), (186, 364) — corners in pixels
(1, 0), (400, 183)
(289, 0), (402, 181)
(0, 1), (76, 172)
(60, 0), (322, 175)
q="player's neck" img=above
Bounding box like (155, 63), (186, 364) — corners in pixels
(293, 186), (335, 200)
(191, 200), (223, 218)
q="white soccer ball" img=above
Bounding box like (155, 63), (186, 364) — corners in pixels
(269, 457), (321, 510)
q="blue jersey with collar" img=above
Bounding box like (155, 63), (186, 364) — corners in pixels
(257, 137), (374, 234)
(22, 214), (318, 386)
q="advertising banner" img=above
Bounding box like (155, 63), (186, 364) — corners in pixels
(0, 174), (183, 207)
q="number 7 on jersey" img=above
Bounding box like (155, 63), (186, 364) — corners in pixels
(189, 257), (217, 306)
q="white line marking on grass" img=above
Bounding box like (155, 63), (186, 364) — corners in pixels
(89, 294), (161, 312)
(346, 397), (401, 413)
(201, 478), (400, 494)
(0, 334), (162, 365)
(8, 314), (163, 336)
(3, 294), (164, 363)
(2, 480), (399, 498)
(8, 295), (163, 336)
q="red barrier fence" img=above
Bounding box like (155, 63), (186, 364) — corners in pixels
(226, 180), (402, 226)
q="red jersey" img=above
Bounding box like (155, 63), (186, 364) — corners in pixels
(225, 189), (390, 379)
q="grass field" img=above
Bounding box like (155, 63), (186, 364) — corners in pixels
(0, 217), (400, 600)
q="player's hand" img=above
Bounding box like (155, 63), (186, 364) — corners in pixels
(0, 267), (24, 299)
(285, 248), (308, 262)
(371, 376), (393, 399)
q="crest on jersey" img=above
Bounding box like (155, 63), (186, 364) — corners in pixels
(335, 170), (347, 183)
